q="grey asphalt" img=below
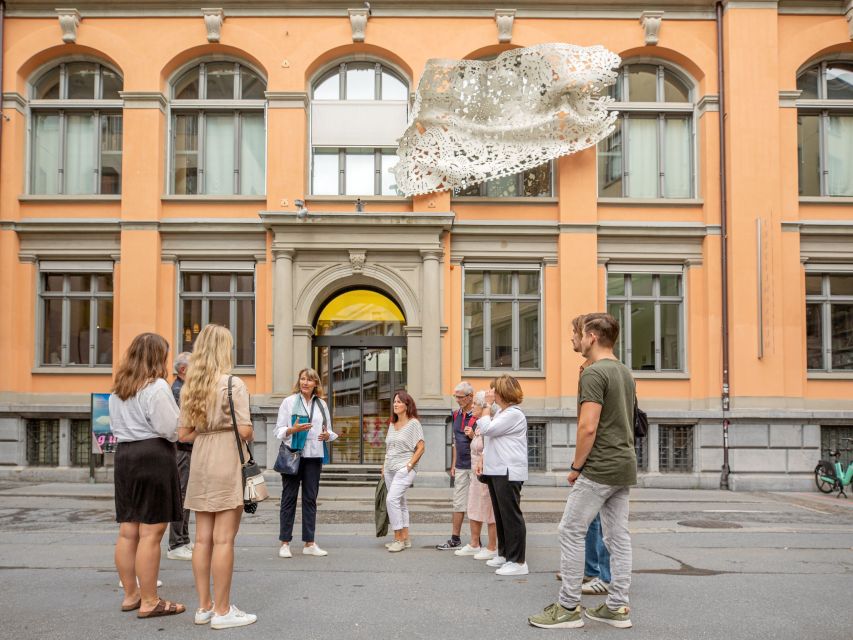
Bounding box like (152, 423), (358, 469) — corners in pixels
(1, 480), (852, 640)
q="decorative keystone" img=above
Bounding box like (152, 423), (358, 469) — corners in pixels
(349, 8), (369, 43)
(202, 8), (225, 43)
(640, 10), (664, 46)
(56, 8), (80, 44)
(349, 250), (366, 273)
(495, 9), (516, 44)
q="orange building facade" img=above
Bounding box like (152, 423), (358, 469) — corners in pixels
(1, 0), (852, 489)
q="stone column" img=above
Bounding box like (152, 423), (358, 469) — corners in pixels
(420, 250), (443, 400)
(272, 249), (294, 395)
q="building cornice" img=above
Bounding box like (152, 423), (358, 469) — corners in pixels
(259, 211), (455, 230)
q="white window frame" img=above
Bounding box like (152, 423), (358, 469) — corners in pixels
(311, 147), (401, 196)
(462, 264), (543, 372)
(167, 60), (267, 196)
(805, 271), (853, 372)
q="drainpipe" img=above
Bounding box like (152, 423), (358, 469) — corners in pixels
(716, 1), (732, 490)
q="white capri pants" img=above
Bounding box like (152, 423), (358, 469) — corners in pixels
(384, 467), (416, 531)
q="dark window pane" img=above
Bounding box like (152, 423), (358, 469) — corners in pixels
(519, 272), (539, 295)
(464, 271), (484, 295)
(805, 274), (823, 295)
(174, 68), (199, 99)
(464, 301), (484, 368)
(598, 118), (623, 196)
(607, 302), (626, 362)
(519, 301), (540, 369)
(174, 114), (199, 194)
(235, 299), (255, 366)
(485, 174), (518, 197)
(44, 274), (64, 292)
(796, 66), (819, 100)
(100, 115), (122, 194)
(68, 275), (91, 292)
(490, 301), (513, 369)
(236, 274), (254, 292)
(182, 273), (202, 292)
(826, 63), (853, 100)
(521, 163), (552, 197)
(209, 273), (231, 292)
(490, 272), (512, 295)
(663, 70), (690, 102)
(632, 274), (653, 296)
(205, 62), (236, 99)
(68, 299), (91, 365)
(798, 114), (821, 197)
(66, 62), (97, 99)
(101, 67), (122, 99)
(830, 303), (853, 370)
(240, 68), (265, 100)
(631, 302), (655, 370)
(806, 303), (823, 370)
(182, 299), (203, 353)
(660, 274), (680, 296)
(43, 299), (63, 365)
(209, 299), (230, 328)
(627, 65), (657, 102)
(607, 273), (625, 297)
(35, 66), (60, 99)
(829, 275), (853, 296)
(455, 183), (482, 197)
(95, 273), (113, 292)
(660, 303), (681, 370)
(96, 300), (113, 365)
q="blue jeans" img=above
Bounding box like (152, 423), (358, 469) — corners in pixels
(583, 513), (612, 584)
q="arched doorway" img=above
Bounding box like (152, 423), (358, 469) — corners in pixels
(314, 289), (407, 464)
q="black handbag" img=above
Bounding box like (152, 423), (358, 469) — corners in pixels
(273, 395), (319, 475)
(633, 396), (648, 439)
(228, 376), (268, 514)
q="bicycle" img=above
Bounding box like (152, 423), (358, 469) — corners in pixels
(814, 439), (853, 499)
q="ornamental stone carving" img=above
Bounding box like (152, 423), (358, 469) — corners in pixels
(495, 9), (516, 44)
(349, 250), (366, 272)
(349, 8), (369, 43)
(846, 1), (853, 40)
(202, 8), (225, 43)
(640, 10), (664, 46)
(56, 8), (80, 44)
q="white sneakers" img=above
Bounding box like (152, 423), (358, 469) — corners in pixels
(278, 544), (292, 558)
(473, 547), (498, 560)
(581, 577), (610, 594)
(496, 561), (529, 576)
(302, 544), (328, 557)
(166, 544), (193, 561)
(385, 539), (412, 549)
(454, 544), (481, 557)
(387, 540), (406, 552)
(194, 605), (215, 625)
(210, 605), (257, 630)
(485, 555), (507, 567)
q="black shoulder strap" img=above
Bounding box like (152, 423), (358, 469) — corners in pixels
(228, 376), (253, 465)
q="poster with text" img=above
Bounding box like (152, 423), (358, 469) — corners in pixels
(91, 393), (116, 453)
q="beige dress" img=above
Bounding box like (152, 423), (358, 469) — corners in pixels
(184, 375), (252, 513)
(466, 429), (495, 524)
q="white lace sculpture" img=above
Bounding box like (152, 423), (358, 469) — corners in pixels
(392, 43), (621, 196)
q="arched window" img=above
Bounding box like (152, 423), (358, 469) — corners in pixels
(598, 63), (695, 199)
(30, 61), (123, 195)
(169, 61), (266, 195)
(310, 62), (409, 196)
(797, 60), (853, 197)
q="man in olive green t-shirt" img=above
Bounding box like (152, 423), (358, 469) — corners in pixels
(529, 312), (636, 631)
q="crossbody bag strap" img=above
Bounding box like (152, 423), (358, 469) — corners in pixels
(228, 375), (249, 466)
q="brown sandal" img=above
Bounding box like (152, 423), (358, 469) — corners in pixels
(137, 599), (186, 619)
(121, 599), (141, 612)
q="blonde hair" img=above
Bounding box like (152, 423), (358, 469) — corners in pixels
(292, 368), (325, 399)
(113, 333), (169, 400)
(180, 325), (233, 429)
(492, 374), (524, 405)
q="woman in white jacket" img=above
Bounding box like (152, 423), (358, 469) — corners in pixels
(274, 368), (337, 558)
(474, 374), (529, 577)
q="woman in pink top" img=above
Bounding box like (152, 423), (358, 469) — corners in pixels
(461, 390), (498, 560)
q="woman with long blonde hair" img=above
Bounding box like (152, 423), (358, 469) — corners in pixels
(110, 332), (185, 619)
(178, 325), (257, 630)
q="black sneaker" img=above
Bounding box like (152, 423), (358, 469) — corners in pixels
(435, 539), (462, 550)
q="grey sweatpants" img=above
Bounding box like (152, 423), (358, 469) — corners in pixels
(558, 475), (632, 611)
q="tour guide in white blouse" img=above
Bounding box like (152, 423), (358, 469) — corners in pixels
(475, 374), (529, 577)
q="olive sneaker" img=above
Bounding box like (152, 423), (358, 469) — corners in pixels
(528, 603), (584, 629)
(584, 603), (632, 628)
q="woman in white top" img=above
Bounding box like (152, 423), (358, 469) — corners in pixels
(382, 390), (425, 552)
(274, 368), (338, 558)
(110, 332), (185, 619)
(474, 374), (529, 577)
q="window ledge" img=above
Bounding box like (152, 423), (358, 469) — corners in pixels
(19, 195), (121, 202)
(598, 198), (703, 207)
(308, 195), (411, 203)
(462, 369), (544, 379)
(453, 196), (557, 204)
(799, 197), (853, 205)
(232, 367), (256, 375)
(632, 371), (690, 380)
(162, 195), (267, 202)
(32, 366), (113, 375)
(808, 372), (853, 380)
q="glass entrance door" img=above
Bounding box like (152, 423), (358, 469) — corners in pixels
(317, 345), (407, 464)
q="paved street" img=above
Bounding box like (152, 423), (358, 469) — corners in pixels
(1, 480), (852, 640)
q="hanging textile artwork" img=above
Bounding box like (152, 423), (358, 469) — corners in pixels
(392, 43), (621, 196)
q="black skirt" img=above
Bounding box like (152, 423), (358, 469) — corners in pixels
(114, 437), (183, 524)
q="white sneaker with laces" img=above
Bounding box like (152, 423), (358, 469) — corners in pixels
(278, 544), (292, 558)
(210, 605), (257, 630)
(496, 561), (529, 576)
(194, 604), (215, 625)
(303, 544), (328, 557)
(474, 548), (498, 560)
(454, 544), (481, 557)
(167, 544), (193, 561)
(581, 577), (610, 595)
(387, 540), (405, 552)
(486, 555), (507, 567)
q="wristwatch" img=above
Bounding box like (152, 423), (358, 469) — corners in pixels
(570, 463), (584, 473)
